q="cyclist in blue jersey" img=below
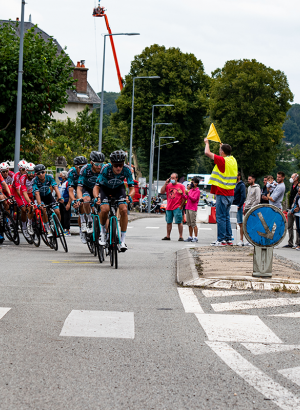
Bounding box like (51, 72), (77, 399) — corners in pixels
(93, 150), (135, 251)
(77, 151), (104, 235)
(32, 164), (64, 237)
(68, 156), (88, 243)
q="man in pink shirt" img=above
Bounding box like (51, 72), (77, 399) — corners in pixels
(184, 177), (200, 242)
(160, 173), (185, 241)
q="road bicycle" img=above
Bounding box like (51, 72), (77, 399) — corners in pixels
(0, 198), (19, 245)
(43, 202), (68, 253)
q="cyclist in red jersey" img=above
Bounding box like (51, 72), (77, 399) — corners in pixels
(0, 172), (12, 211)
(22, 163), (36, 235)
(0, 162), (14, 197)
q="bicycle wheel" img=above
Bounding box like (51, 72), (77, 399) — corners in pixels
(93, 217), (100, 257)
(20, 216), (34, 245)
(49, 217), (58, 251)
(38, 216), (50, 247)
(3, 211), (20, 245)
(87, 235), (94, 254)
(95, 222), (104, 264)
(111, 217), (118, 269)
(52, 214), (68, 253)
(31, 215), (41, 247)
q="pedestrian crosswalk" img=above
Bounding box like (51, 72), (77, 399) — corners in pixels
(178, 287), (300, 410)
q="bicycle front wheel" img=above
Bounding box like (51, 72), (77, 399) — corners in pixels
(52, 214), (68, 253)
(111, 217), (118, 269)
(31, 215), (41, 247)
(4, 211), (20, 245)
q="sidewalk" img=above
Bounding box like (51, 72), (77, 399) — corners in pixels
(177, 246), (300, 293)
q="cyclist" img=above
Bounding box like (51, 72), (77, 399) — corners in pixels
(77, 151), (105, 235)
(22, 162), (36, 235)
(93, 150), (135, 251)
(0, 162), (14, 197)
(68, 156), (88, 243)
(32, 164), (64, 237)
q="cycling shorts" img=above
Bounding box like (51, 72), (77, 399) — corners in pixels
(82, 186), (94, 199)
(35, 193), (59, 210)
(99, 185), (127, 206)
(11, 187), (29, 208)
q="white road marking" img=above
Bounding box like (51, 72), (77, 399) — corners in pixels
(212, 298), (300, 312)
(0, 308), (11, 320)
(60, 310), (135, 339)
(127, 226), (133, 229)
(177, 288), (204, 313)
(270, 311), (300, 318)
(278, 366), (300, 387)
(242, 343), (300, 355)
(196, 314), (282, 343)
(206, 341), (300, 410)
(146, 227), (160, 229)
(198, 228), (212, 230)
(202, 290), (253, 298)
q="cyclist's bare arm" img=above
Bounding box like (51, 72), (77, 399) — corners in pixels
(2, 181), (11, 196)
(69, 187), (75, 201)
(35, 191), (42, 205)
(77, 186), (83, 200)
(93, 185), (100, 203)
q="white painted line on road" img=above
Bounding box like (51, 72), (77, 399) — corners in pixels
(212, 298), (300, 312)
(242, 343), (300, 355)
(270, 311), (300, 318)
(278, 366), (300, 387)
(127, 226), (133, 229)
(202, 290), (253, 298)
(0, 308), (11, 320)
(206, 341), (300, 410)
(60, 310), (135, 339)
(196, 314), (282, 343)
(198, 228), (212, 230)
(146, 227), (160, 229)
(177, 288), (204, 313)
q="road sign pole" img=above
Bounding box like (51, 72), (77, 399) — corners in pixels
(253, 247), (273, 278)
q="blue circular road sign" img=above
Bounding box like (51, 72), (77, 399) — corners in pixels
(243, 204), (287, 247)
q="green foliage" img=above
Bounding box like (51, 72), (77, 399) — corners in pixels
(111, 44), (210, 179)
(96, 91), (120, 115)
(282, 104), (300, 145)
(0, 22), (75, 160)
(210, 59), (293, 177)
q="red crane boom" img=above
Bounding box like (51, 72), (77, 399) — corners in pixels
(93, 3), (123, 91)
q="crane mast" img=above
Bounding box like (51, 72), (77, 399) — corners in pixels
(93, 1), (123, 91)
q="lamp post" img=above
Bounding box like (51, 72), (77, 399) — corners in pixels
(155, 137), (179, 195)
(14, 0), (26, 172)
(129, 76), (160, 169)
(148, 109), (174, 213)
(98, 32), (140, 151)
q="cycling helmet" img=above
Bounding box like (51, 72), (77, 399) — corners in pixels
(18, 160), (27, 170)
(0, 162), (9, 171)
(74, 156), (88, 166)
(90, 151), (105, 163)
(34, 164), (46, 173)
(26, 162), (35, 171)
(110, 150), (126, 163)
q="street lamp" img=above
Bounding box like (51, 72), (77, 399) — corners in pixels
(98, 32), (140, 151)
(129, 76), (160, 169)
(155, 137), (179, 195)
(148, 107), (174, 213)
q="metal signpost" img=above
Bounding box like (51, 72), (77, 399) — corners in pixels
(243, 204), (287, 277)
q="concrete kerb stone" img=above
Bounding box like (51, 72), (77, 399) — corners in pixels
(176, 249), (300, 293)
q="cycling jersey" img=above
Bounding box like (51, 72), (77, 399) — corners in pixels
(32, 174), (57, 197)
(67, 167), (80, 189)
(96, 164), (134, 189)
(12, 171), (27, 191)
(2, 171), (14, 186)
(0, 173), (4, 188)
(78, 164), (102, 190)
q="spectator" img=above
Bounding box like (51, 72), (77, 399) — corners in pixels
(261, 176), (269, 204)
(243, 175), (261, 215)
(184, 177), (201, 242)
(290, 184), (300, 250)
(233, 171), (246, 246)
(266, 175), (277, 195)
(268, 172), (285, 210)
(58, 171), (71, 236)
(283, 173), (299, 248)
(160, 173), (185, 241)
(204, 139), (238, 246)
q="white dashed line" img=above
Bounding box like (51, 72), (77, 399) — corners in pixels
(177, 288), (204, 313)
(146, 227), (160, 229)
(196, 314), (282, 343)
(202, 290), (253, 298)
(207, 341), (300, 410)
(278, 366), (300, 387)
(270, 311), (300, 317)
(212, 298), (300, 312)
(0, 308), (11, 320)
(242, 343), (300, 355)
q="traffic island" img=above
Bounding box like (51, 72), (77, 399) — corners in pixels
(176, 246), (300, 293)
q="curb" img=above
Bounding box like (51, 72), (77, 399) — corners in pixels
(176, 249), (300, 293)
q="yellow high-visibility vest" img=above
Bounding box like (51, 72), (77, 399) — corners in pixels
(208, 156), (237, 190)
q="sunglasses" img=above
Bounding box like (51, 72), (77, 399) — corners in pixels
(27, 171), (35, 175)
(37, 171), (45, 175)
(93, 162), (102, 167)
(1, 170), (8, 173)
(112, 163), (123, 169)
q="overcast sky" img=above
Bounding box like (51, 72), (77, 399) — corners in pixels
(3, 0), (300, 103)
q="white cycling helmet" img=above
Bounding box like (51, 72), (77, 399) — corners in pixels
(25, 162), (35, 171)
(0, 162), (9, 171)
(18, 160), (27, 170)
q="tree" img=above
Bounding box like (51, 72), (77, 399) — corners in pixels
(282, 104), (300, 145)
(110, 44), (210, 179)
(209, 59), (293, 177)
(0, 22), (75, 160)
(96, 91), (120, 115)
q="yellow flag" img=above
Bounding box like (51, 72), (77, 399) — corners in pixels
(207, 123), (221, 143)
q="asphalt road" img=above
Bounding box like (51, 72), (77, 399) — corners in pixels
(1, 216), (300, 410)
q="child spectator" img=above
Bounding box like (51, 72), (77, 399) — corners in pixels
(266, 175), (277, 195)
